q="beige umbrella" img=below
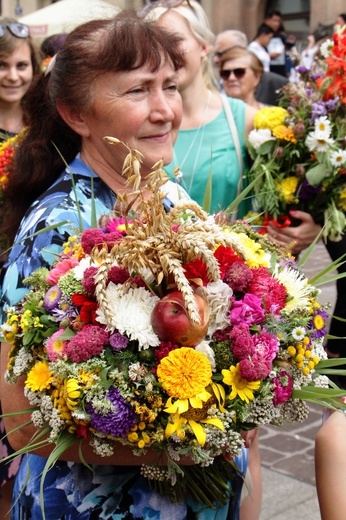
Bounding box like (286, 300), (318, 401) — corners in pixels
(19, 0), (121, 41)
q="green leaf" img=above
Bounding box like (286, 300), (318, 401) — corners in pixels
(40, 432), (78, 520)
(202, 169), (213, 213)
(305, 163), (328, 186)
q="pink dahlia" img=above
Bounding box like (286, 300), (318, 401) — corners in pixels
(230, 294), (265, 326)
(239, 352), (272, 381)
(82, 266), (98, 295)
(64, 325), (109, 363)
(272, 370), (293, 405)
(253, 329), (279, 362)
(224, 262), (253, 293)
(248, 267), (287, 314)
(214, 246), (243, 278)
(230, 323), (255, 359)
(107, 266), (131, 285)
(47, 257), (79, 285)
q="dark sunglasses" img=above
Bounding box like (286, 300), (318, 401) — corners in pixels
(0, 22), (29, 39)
(220, 68), (247, 80)
(138, 0), (192, 18)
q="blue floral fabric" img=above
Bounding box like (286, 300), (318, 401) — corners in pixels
(1, 156), (247, 519)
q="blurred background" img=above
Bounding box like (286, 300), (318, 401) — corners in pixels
(0, 0), (343, 49)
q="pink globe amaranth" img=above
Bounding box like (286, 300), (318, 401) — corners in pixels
(151, 290), (209, 347)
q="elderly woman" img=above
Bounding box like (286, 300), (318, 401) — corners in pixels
(219, 47), (265, 110)
(0, 11), (192, 520)
(0, 10), (253, 520)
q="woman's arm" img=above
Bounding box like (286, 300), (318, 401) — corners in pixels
(315, 411), (346, 520)
(0, 342), (173, 466)
(245, 105), (257, 137)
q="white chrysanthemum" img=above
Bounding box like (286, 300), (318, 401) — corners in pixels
(314, 116), (332, 137)
(319, 39), (334, 58)
(305, 131), (335, 153)
(204, 280), (232, 336)
(96, 283), (160, 350)
(73, 256), (98, 280)
(248, 128), (275, 150)
(195, 340), (216, 371)
(274, 266), (313, 312)
(330, 149), (346, 167)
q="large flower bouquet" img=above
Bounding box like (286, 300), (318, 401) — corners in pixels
(2, 143), (345, 510)
(247, 27), (346, 241)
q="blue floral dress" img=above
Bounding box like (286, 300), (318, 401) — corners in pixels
(1, 156), (248, 519)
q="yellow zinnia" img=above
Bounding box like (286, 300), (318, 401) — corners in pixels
(222, 364), (260, 403)
(25, 361), (55, 392)
(157, 347), (212, 399)
(276, 176), (299, 204)
(254, 106), (289, 132)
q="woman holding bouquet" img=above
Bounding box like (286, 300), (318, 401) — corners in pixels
(0, 11), (251, 520)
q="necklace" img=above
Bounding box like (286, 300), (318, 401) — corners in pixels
(173, 90), (212, 193)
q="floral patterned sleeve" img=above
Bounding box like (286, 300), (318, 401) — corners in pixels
(1, 157), (116, 312)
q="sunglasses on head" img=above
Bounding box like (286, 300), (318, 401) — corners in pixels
(220, 68), (247, 80)
(0, 22), (29, 39)
(138, 0), (192, 18)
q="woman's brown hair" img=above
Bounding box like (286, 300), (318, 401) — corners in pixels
(1, 10), (184, 243)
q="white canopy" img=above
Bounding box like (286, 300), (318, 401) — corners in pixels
(19, 0), (121, 40)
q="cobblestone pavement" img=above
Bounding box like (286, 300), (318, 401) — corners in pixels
(258, 242), (337, 520)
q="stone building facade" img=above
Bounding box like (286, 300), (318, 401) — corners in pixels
(0, 0), (344, 43)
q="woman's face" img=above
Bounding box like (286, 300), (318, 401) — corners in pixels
(221, 56), (260, 101)
(0, 42), (33, 105)
(81, 61), (182, 175)
(157, 10), (208, 91)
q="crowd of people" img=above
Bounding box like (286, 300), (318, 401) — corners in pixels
(0, 3), (344, 519)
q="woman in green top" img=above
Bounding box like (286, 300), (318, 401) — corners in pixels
(144, 2), (260, 519)
(145, 0), (256, 218)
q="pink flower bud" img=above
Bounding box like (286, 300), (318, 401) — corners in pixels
(274, 147), (284, 158)
(296, 164), (306, 176)
(294, 119), (305, 137)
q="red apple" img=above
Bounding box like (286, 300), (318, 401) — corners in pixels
(151, 290), (209, 347)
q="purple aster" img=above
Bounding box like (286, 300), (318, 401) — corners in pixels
(297, 178), (322, 201)
(44, 285), (62, 311)
(309, 102), (327, 123)
(87, 387), (137, 437)
(311, 309), (329, 338)
(325, 97), (339, 111)
(109, 332), (129, 351)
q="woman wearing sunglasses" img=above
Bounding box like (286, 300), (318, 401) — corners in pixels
(0, 18), (40, 520)
(219, 47), (266, 110)
(145, 0), (257, 220)
(0, 19), (40, 141)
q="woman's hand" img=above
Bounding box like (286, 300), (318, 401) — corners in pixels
(266, 210), (321, 255)
(241, 428), (258, 448)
